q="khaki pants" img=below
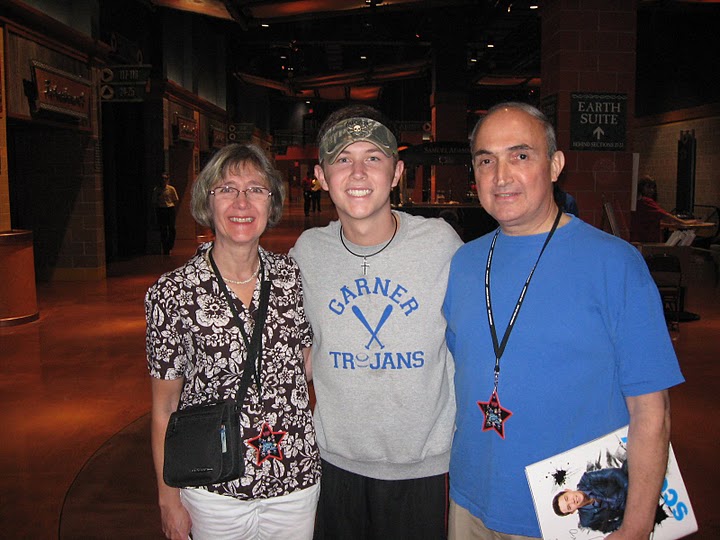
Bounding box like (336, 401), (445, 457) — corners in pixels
(448, 499), (541, 540)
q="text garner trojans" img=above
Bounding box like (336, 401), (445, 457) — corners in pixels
(327, 276), (424, 370)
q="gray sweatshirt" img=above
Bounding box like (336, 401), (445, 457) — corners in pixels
(290, 211), (463, 480)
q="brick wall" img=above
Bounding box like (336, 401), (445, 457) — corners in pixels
(542, 0), (638, 233)
(11, 127), (105, 281)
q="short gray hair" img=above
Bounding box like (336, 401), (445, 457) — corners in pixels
(470, 101), (557, 158)
(191, 143), (285, 230)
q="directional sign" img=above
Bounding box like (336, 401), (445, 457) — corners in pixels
(570, 93), (627, 151)
(100, 83), (146, 102)
(100, 64), (151, 102)
(100, 65), (152, 84)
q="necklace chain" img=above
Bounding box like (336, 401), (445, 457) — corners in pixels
(340, 214), (398, 275)
(223, 259), (261, 285)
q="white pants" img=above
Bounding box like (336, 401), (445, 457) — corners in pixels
(180, 483), (320, 540)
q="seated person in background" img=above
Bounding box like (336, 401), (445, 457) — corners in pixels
(631, 176), (698, 243)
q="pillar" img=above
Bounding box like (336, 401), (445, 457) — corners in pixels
(0, 29), (39, 325)
(430, 9), (470, 203)
(541, 0), (638, 232)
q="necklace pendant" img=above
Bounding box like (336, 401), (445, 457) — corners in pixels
(339, 213), (398, 277)
(477, 389), (513, 439)
(246, 421), (287, 465)
(361, 257), (369, 276)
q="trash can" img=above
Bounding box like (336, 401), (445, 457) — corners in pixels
(0, 230), (39, 327)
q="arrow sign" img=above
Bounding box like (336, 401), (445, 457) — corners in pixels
(570, 93), (627, 151)
(101, 65), (152, 84)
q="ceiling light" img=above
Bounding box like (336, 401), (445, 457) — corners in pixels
(530, 4), (539, 9)
(261, 23), (269, 28)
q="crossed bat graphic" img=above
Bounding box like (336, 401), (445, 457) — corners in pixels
(352, 304), (393, 349)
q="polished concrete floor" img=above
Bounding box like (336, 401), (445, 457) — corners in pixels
(1, 198), (718, 539)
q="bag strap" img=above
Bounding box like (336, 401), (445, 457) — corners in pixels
(210, 250), (271, 407)
(174, 250), (271, 414)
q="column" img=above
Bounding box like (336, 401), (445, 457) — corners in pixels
(541, 0), (638, 232)
(430, 9), (470, 203)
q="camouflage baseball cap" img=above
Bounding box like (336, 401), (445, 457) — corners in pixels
(318, 117), (398, 164)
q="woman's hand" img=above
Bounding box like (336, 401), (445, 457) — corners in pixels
(159, 493), (192, 539)
(151, 378), (191, 539)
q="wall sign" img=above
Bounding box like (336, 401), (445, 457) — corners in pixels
(175, 115), (197, 143)
(29, 61), (91, 121)
(227, 123), (254, 142)
(400, 142), (471, 166)
(100, 64), (151, 102)
(570, 93), (627, 151)
(211, 127), (227, 148)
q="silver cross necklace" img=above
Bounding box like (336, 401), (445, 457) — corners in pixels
(339, 213), (398, 276)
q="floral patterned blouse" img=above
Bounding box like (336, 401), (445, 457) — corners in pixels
(145, 243), (320, 500)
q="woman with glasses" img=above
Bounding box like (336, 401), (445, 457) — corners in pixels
(145, 143), (320, 540)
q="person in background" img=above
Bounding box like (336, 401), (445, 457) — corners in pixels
(553, 183), (579, 217)
(154, 173), (180, 255)
(302, 172), (315, 216)
(631, 175), (698, 243)
(146, 144), (320, 540)
(290, 104), (462, 539)
(443, 102), (684, 540)
(311, 175), (323, 213)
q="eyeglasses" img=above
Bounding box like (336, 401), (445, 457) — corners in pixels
(209, 185), (273, 202)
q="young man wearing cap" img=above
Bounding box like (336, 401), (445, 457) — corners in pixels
(290, 105), (463, 539)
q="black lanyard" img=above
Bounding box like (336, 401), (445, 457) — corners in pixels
(209, 250), (270, 399)
(484, 208), (562, 392)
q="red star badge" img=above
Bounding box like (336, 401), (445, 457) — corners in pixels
(246, 422), (287, 465)
(477, 389), (512, 439)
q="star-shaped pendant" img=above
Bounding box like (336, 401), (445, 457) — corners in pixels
(246, 422), (287, 465)
(477, 389), (512, 439)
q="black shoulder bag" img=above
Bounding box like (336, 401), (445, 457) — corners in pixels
(163, 255), (270, 488)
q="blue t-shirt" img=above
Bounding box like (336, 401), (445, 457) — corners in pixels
(443, 217), (684, 537)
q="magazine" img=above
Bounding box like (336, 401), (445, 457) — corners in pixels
(525, 425), (697, 539)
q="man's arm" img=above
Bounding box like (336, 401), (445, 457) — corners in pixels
(169, 186), (180, 205)
(648, 199), (700, 227)
(609, 390), (671, 540)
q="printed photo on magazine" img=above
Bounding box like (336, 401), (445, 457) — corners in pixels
(525, 425), (697, 539)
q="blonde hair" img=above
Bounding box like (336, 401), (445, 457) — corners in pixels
(191, 144), (285, 230)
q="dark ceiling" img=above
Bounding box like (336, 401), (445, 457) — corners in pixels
(151, 0), (542, 111)
(147, 0), (720, 119)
